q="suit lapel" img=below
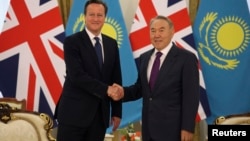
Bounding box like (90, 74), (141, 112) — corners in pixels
(141, 49), (154, 91)
(159, 45), (177, 74)
(101, 34), (111, 74)
(82, 30), (101, 71)
(153, 45), (178, 91)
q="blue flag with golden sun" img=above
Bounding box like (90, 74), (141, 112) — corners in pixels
(65, 0), (140, 132)
(193, 0), (250, 124)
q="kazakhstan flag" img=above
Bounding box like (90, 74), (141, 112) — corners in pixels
(65, 0), (140, 132)
(193, 0), (250, 124)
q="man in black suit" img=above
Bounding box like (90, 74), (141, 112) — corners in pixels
(55, 0), (122, 141)
(110, 15), (199, 141)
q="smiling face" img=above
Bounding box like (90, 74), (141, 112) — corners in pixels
(84, 3), (106, 36)
(150, 18), (174, 51)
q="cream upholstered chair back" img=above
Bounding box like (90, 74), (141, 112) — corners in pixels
(0, 103), (56, 141)
(215, 112), (250, 125)
(0, 97), (26, 110)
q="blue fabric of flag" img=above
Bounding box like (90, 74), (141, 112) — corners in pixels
(65, 0), (140, 132)
(193, 0), (250, 124)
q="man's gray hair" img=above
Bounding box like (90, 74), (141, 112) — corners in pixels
(150, 15), (174, 29)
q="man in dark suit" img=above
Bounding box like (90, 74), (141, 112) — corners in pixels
(55, 0), (122, 141)
(110, 15), (199, 141)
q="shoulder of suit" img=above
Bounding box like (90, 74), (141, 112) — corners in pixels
(65, 31), (82, 39)
(139, 48), (154, 59)
(172, 44), (195, 56)
(101, 33), (116, 41)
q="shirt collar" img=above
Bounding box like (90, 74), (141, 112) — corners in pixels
(153, 42), (173, 56)
(85, 27), (102, 42)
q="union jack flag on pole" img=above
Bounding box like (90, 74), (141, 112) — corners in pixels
(129, 0), (211, 121)
(0, 0), (65, 118)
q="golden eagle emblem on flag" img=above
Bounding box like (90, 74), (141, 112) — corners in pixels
(197, 12), (250, 70)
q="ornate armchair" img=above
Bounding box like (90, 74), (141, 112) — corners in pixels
(0, 103), (56, 141)
(0, 97), (26, 110)
(214, 112), (250, 125)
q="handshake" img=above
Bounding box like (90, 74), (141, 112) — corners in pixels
(107, 83), (124, 101)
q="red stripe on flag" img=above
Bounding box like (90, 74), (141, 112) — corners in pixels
(168, 8), (191, 33)
(140, 1), (158, 24)
(50, 40), (64, 60)
(196, 114), (201, 122)
(129, 27), (150, 51)
(27, 65), (36, 111)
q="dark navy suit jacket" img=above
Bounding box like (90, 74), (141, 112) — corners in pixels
(56, 29), (122, 128)
(123, 43), (199, 141)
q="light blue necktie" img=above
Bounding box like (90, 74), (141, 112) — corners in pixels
(94, 37), (103, 69)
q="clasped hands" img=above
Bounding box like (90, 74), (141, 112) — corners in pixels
(107, 83), (124, 101)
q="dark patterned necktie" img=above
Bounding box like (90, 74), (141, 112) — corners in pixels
(149, 52), (162, 90)
(94, 37), (103, 69)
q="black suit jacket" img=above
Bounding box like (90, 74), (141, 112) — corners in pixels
(123, 43), (199, 141)
(56, 29), (122, 128)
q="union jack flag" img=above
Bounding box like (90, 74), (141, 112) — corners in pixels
(0, 0), (65, 118)
(129, 0), (211, 121)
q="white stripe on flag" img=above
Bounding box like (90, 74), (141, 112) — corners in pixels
(198, 101), (207, 121)
(0, 0), (10, 34)
(247, 0), (250, 14)
(0, 91), (3, 98)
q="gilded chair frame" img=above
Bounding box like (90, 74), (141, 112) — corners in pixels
(0, 103), (56, 141)
(0, 97), (26, 110)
